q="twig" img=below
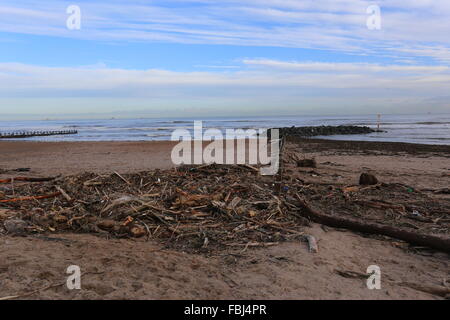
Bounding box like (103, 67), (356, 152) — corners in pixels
(0, 192), (61, 203)
(114, 171), (131, 185)
(55, 186), (73, 202)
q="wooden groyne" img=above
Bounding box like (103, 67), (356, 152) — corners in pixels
(0, 130), (78, 139)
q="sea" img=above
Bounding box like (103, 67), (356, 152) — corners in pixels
(0, 114), (449, 145)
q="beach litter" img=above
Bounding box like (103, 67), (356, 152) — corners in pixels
(0, 165), (308, 251)
(0, 160), (449, 253)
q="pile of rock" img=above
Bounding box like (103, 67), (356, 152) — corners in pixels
(272, 125), (379, 138)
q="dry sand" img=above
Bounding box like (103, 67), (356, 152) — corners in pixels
(1, 139), (449, 300)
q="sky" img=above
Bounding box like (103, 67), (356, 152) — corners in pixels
(0, 0), (450, 119)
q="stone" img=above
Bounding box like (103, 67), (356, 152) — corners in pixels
(297, 159), (317, 168)
(4, 219), (28, 235)
(130, 226), (146, 238)
(359, 173), (379, 185)
(97, 219), (116, 230)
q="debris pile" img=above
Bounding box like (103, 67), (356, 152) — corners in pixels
(301, 182), (450, 236)
(1, 160), (449, 253)
(0, 165), (308, 251)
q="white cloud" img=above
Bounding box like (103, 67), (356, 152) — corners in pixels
(1, 61), (449, 92)
(243, 59), (450, 73)
(0, 0), (449, 63)
(0, 61), (449, 116)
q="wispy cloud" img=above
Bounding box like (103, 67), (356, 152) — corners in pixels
(1, 1), (449, 117)
(243, 59), (450, 73)
(2, 61), (449, 92)
(1, 61), (449, 115)
(1, 0), (449, 63)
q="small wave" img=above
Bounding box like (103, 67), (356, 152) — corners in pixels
(217, 120), (265, 123)
(62, 125), (106, 128)
(153, 127), (191, 131)
(154, 120), (191, 124)
(414, 122), (450, 125)
(146, 133), (171, 137)
(125, 128), (156, 131)
(414, 137), (450, 141)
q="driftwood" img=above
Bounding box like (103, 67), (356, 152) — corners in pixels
(294, 194), (450, 253)
(55, 186), (72, 202)
(304, 235), (318, 253)
(335, 269), (450, 297)
(1, 164), (447, 253)
(399, 282), (450, 297)
(0, 176), (56, 184)
(354, 200), (405, 212)
(0, 192), (61, 203)
(335, 269), (368, 279)
(114, 171), (131, 185)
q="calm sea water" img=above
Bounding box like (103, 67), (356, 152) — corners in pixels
(0, 114), (449, 145)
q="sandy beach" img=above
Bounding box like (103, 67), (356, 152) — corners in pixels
(3, 0), (450, 306)
(1, 138), (449, 190)
(0, 141), (178, 175)
(1, 138), (449, 300)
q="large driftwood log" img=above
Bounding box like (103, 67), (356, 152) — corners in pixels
(294, 194), (450, 253)
(399, 282), (450, 297)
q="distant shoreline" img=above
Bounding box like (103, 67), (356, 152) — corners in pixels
(1, 135), (450, 147)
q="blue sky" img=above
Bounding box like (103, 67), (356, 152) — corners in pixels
(1, 0), (449, 119)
